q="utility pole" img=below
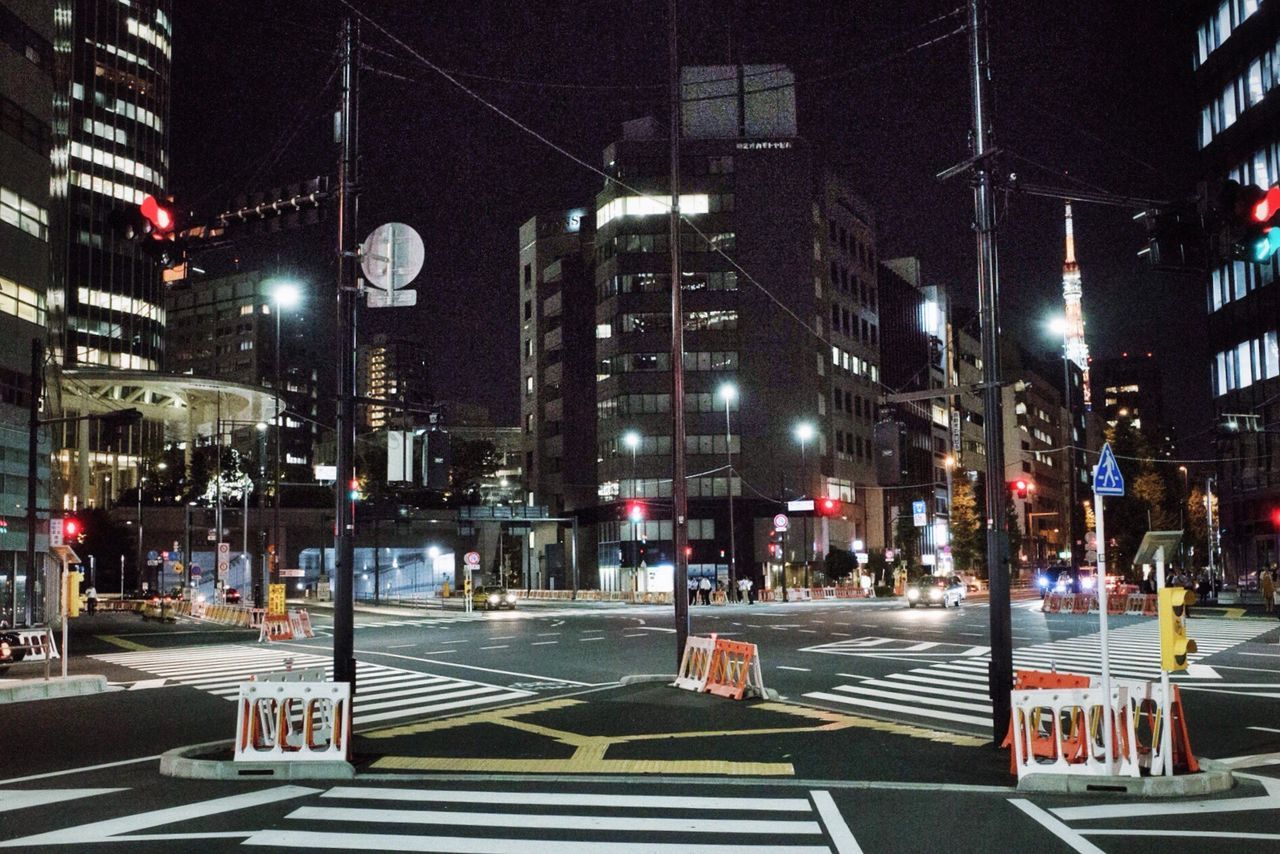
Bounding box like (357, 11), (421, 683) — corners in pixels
(333, 16), (360, 690)
(668, 0), (690, 665)
(967, 0), (1012, 744)
(23, 339), (40, 626)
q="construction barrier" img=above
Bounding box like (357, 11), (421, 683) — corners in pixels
(259, 614), (295, 643)
(234, 679), (350, 762)
(250, 608), (266, 629)
(1041, 593), (1061, 613)
(672, 634), (718, 693)
(1143, 595), (1158, 617)
(11, 628), (58, 661)
(288, 609), (315, 639)
(703, 638), (767, 700)
(1115, 679), (1199, 775)
(1106, 595), (1126, 615)
(1010, 685), (1142, 780)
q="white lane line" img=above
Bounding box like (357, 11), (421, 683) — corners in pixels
(439, 640), (469, 645)
(536, 632), (561, 637)
(490, 635), (516, 640)
(831, 632), (851, 637)
(414, 650), (458, 656)
(531, 641), (558, 646)
(1007, 799), (1105, 854)
(243, 830), (832, 853)
(286, 805), (822, 835)
(1081, 830), (1280, 841)
(622, 634), (646, 638)
(580, 637), (606, 642)
(810, 790), (863, 854)
(1249, 726), (1280, 734)
(777, 665), (811, 672)
(0, 755), (162, 786)
(340, 645), (591, 686)
(321, 787), (814, 810)
(480, 645), (509, 651)
(386, 644), (416, 649)
(636, 626), (677, 633)
(0, 788), (125, 813)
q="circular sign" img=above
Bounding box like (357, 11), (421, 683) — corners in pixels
(361, 222), (425, 290)
(189, 564), (201, 575)
(464, 551), (480, 567)
(772, 514), (789, 532)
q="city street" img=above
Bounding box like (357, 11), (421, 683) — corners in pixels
(3, 594), (1279, 851)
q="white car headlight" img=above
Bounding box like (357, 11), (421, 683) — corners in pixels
(1081, 577), (1095, 590)
(488, 594), (499, 604)
(929, 588), (942, 600)
(505, 594), (516, 603)
(907, 588), (920, 600)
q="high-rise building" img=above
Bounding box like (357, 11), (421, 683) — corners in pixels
(1194, 0), (1280, 575)
(1060, 203), (1092, 408)
(523, 65), (884, 593)
(50, 0), (172, 371)
(0, 1), (55, 623)
(358, 333), (432, 429)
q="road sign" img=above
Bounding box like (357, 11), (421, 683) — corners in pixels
(912, 500), (928, 527)
(464, 551), (480, 567)
(366, 288), (417, 308)
(267, 584), (286, 616)
(1093, 442), (1125, 496)
(147, 550), (159, 561)
(361, 222), (425, 290)
(49, 518), (63, 547)
(885, 549), (895, 561)
(190, 564), (202, 576)
(216, 542), (230, 574)
(172, 561), (184, 575)
(772, 514), (789, 532)
(279, 568), (304, 578)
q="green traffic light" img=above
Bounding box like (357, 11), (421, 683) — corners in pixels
(1254, 227), (1280, 262)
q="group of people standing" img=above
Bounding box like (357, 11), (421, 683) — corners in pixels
(686, 575), (756, 604)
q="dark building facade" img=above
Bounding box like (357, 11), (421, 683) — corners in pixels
(358, 333), (432, 429)
(51, 0), (172, 371)
(1195, 0), (1280, 576)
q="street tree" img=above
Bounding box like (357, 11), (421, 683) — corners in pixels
(950, 477), (983, 574)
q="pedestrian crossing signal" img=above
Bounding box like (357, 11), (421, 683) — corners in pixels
(1158, 587), (1197, 671)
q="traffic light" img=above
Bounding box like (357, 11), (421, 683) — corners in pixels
(1158, 587), (1197, 671)
(140, 194), (175, 237)
(767, 530), (783, 560)
(63, 516), (80, 540)
(1011, 480), (1032, 499)
(1271, 507), (1280, 530)
(348, 478), (361, 501)
(625, 500), (646, 522)
(816, 497), (841, 517)
(1220, 180), (1280, 263)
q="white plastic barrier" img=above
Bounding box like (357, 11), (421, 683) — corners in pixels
(234, 679), (351, 762)
(1010, 686), (1140, 781)
(672, 635), (718, 693)
(13, 628), (58, 661)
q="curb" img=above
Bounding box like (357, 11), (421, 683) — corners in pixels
(1016, 766), (1234, 797)
(159, 740), (356, 781)
(0, 675), (107, 704)
(619, 672), (781, 700)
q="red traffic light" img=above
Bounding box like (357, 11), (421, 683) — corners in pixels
(63, 517), (80, 538)
(816, 497), (840, 517)
(139, 194), (174, 236)
(625, 501), (645, 522)
(1253, 186), (1280, 223)
(1270, 508), (1280, 529)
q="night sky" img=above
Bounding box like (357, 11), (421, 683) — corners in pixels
(169, 1), (1206, 449)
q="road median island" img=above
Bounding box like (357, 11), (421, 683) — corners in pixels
(352, 680), (1006, 785)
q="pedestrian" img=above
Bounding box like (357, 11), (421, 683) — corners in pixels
(699, 575), (711, 605)
(85, 583), (97, 616)
(746, 577), (755, 604)
(737, 576), (748, 603)
(688, 576), (698, 606)
(1262, 566), (1275, 614)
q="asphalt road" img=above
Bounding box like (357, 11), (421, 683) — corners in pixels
(3, 592), (1279, 851)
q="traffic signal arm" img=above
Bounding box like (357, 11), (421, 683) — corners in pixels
(1158, 588), (1197, 671)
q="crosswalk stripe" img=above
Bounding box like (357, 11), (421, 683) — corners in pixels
(244, 829), (834, 853)
(319, 787), (815, 811)
(803, 617), (1272, 733)
(92, 645), (534, 726)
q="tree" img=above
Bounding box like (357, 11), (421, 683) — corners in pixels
(1005, 501), (1023, 567)
(824, 547), (858, 582)
(1133, 469), (1174, 531)
(450, 438), (501, 504)
(950, 477), (983, 574)
(1186, 487), (1213, 567)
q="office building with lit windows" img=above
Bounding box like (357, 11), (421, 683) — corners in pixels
(521, 66), (884, 593)
(1195, 0), (1280, 575)
(358, 334), (433, 430)
(0, 1), (55, 624)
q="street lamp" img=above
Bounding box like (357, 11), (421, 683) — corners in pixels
(268, 279), (303, 591)
(793, 421), (816, 591)
(622, 430), (641, 591)
(718, 383), (738, 598)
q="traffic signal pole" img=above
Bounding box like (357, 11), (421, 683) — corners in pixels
(333, 17), (359, 692)
(966, 0), (1013, 745)
(23, 339), (40, 626)
(668, 0), (690, 666)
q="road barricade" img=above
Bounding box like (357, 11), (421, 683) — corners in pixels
(11, 628), (58, 661)
(1114, 678), (1199, 775)
(234, 679), (350, 761)
(672, 634), (718, 693)
(1041, 593), (1060, 613)
(1075, 594), (1095, 614)
(703, 638), (766, 701)
(288, 609), (315, 639)
(1142, 595), (1158, 616)
(259, 614), (295, 643)
(1106, 595), (1126, 615)
(1010, 685), (1141, 781)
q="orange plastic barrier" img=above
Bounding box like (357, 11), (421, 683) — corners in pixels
(703, 638), (765, 701)
(1142, 595), (1158, 616)
(1107, 595), (1126, 615)
(1002, 669), (1093, 774)
(259, 614), (295, 643)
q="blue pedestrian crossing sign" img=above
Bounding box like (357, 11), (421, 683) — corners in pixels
(1093, 442), (1125, 497)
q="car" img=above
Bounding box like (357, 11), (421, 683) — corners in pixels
(224, 588), (241, 604)
(472, 585), (518, 611)
(906, 575), (965, 608)
(946, 574), (969, 599)
(1034, 564), (1098, 598)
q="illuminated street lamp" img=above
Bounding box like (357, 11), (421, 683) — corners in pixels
(622, 430), (642, 591)
(793, 420), (817, 589)
(718, 383), (739, 594)
(267, 278), (303, 587)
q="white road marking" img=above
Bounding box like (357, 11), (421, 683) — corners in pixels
(0, 755), (161, 786)
(321, 787), (814, 811)
(479, 645), (509, 651)
(531, 641), (558, 646)
(635, 627), (676, 633)
(580, 637), (606, 642)
(1007, 799), (1105, 854)
(0, 789), (124, 813)
(777, 666), (811, 672)
(810, 790), (863, 854)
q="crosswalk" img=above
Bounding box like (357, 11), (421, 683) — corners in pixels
(242, 785), (854, 852)
(804, 618), (1274, 733)
(0, 784), (862, 851)
(92, 645), (534, 726)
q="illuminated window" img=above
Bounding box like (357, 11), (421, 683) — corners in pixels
(596, 194), (708, 227)
(0, 276), (45, 325)
(0, 186), (49, 240)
